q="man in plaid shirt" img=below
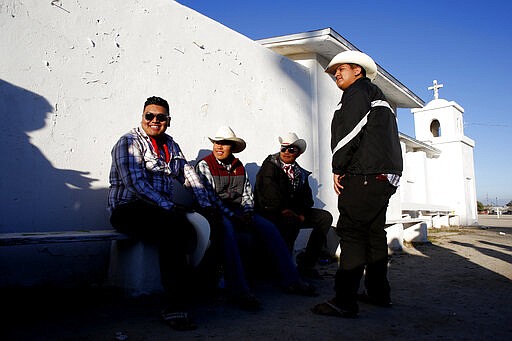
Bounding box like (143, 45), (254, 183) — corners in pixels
(108, 96), (214, 331)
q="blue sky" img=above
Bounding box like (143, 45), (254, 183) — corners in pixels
(178, 0), (512, 206)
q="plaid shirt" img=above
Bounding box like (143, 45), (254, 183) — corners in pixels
(386, 173), (401, 187)
(108, 127), (211, 211)
(196, 158), (254, 217)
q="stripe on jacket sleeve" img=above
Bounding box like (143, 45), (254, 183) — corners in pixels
(371, 100), (395, 115)
(332, 100), (393, 155)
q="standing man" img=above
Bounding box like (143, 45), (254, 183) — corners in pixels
(254, 132), (333, 279)
(108, 96), (215, 331)
(312, 51), (403, 318)
(196, 126), (317, 304)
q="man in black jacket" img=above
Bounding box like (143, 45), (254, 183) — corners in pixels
(312, 51), (403, 318)
(254, 132), (332, 279)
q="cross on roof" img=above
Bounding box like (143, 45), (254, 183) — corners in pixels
(428, 80), (444, 100)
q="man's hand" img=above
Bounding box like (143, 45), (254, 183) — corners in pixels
(242, 212), (254, 226)
(171, 203), (191, 215)
(231, 212), (253, 232)
(298, 214), (305, 223)
(281, 209), (302, 225)
(333, 173), (345, 195)
(197, 206), (221, 222)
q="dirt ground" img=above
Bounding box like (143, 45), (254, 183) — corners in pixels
(4, 215), (512, 340)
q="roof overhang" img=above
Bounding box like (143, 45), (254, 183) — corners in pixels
(257, 28), (424, 109)
(399, 132), (441, 158)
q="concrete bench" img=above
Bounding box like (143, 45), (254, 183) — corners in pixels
(0, 229), (160, 295)
(0, 229), (127, 246)
(401, 202), (458, 228)
(0, 212), (210, 296)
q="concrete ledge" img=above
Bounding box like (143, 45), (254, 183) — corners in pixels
(385, 223), (404, 251)
(0, 230), (127, 246)
(403, 222), (428, 243)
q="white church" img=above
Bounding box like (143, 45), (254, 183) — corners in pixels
(0, 0), (477, 289)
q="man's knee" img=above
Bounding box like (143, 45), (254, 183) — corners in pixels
(309, 208), (333, 232)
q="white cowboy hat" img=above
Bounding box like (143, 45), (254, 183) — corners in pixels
(208, 126), (246, 153)
(186, 212), (211, 267)
(325, 50), (378, 81)
(278, 132), (307, 154)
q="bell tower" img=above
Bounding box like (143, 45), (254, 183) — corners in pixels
(413, 80), (465, 142)
(411, 80), (477, 225)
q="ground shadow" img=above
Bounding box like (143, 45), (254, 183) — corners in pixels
(4, 227), (512, 340)
(479, 239), (512, 252)
(449, 240), (512, 264)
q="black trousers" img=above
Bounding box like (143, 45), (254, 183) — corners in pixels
(334, 174), (397, 311)
(268, 208), (332, 266)
(110, 200), (196, 311)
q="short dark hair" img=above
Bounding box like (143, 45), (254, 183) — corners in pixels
(144, 96), (169, 112)
(349, 63), (366, 78)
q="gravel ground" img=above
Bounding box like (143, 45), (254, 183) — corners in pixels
(4, 215), (512, 340)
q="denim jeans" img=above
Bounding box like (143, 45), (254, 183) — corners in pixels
(221, 212), (302, 295)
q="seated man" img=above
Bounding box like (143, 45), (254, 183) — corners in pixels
(254, 132), (333, 278)
(108, 96), (215, 331)
(196, 126), (317, 305)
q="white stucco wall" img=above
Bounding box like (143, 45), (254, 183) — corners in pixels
(402, 151), (429, 205)
(287, 53), (343, 221)
(429, 141), (477, 225)
(0, 0), (319, 232)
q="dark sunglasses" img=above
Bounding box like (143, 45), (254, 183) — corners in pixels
(280, 146), (298, 154)
(144, 112), (169, 122)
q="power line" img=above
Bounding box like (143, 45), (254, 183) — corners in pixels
(464, 122), (510, 127)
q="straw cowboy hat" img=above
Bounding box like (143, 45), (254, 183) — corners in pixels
(209, 126), (246, 153)
(278, 132), (307, 154)
(325, 50), (378, 81)
(186, 212), (211, 267)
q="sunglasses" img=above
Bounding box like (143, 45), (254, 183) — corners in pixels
(144, 112), (169, 122)
(280, 146), (298, 154)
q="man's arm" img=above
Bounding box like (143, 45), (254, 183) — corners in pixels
(113, 136), (175, 209)
(254, 160), (284, 215)
(195, 160), (232, 216)
(182, 162), (212, 208)
(240, 172), (255, 214)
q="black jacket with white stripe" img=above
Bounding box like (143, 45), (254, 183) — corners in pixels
(330, 77), (403, 176)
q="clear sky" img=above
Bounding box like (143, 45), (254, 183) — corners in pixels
(178, 0), (512, 206)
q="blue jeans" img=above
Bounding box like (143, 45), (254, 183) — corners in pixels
(251, 214), (301, 287)
(221, 215), (251, 296)
(221, 213), (301, 295)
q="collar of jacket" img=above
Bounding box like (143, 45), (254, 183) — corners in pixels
(268, 153), (311, 177)
(134, 127), (184, 160)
